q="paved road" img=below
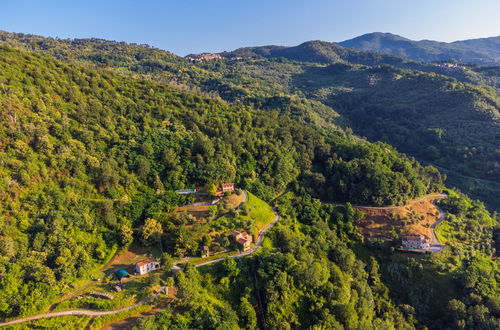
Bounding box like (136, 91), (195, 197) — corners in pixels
(418, 159), (500, 187)
(427, 201), (447, 253)
(2, 193), (446, 326)
(326, 193), (448, 253)
(0, 286), (167, 327)
(0, 191), (275, 327)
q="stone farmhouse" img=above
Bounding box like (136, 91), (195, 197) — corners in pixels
(401, 234), (430, 249)
(135, 258), (160, 275)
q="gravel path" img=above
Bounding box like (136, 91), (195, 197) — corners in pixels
(0, 288), (165, 327)
(0, 190), (274, 327)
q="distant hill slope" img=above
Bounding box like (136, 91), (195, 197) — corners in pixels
(223, 39), (500, 88)
(1, 30), (499, 209)
(224, 40), (417, 66)
(338, 32), (500, 66)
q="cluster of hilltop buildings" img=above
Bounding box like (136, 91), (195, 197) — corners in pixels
(185, 53), (243, 62)
(186, 53), (222, 62)
(436, 62), (466, 70)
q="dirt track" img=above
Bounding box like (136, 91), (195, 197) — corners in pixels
(0, 191), (277, 328)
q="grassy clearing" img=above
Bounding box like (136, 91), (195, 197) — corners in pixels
(435, 220), (453, 243)
(52, 274), (153, 312)
(5, 315), (91, 330)
(187, 251), (238, 265)
(51, 245), (162, 313)
(246, 192), (275, 235)
(210, 191), (274, 238)
(225, 192), (245, 209)
(88, 305), (152, 330)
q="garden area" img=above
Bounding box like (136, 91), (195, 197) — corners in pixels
(161, 191), (275, 262)
(173, 189), (246, 222)
(48, 246), (164, 314)
(355, 195), (444, 242)
(210, 192), (275, 240)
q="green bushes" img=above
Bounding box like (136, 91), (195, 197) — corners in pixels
(89, 305), (152, 330)
(5, 315), (91, 329)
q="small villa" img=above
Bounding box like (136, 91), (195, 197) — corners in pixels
(401, 234), (430, 249)
(135, 258), (160, 275)
(221, 183), (235, 193)
(216, 182), (235, 196)
(232, 231), (253, 251)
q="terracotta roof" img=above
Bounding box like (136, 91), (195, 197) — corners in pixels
(136, 258), (157, 267)
(237, 237), (250, 245)
(201, 246), (209, 251)
(231, 231), (241, 237)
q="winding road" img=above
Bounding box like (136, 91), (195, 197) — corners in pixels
(0, 194), (279, 327)
(0, 193), (446, 326)
(326, 193), (448, 253)
(428, 201), (447, 253)
(0, 288), (163, 327)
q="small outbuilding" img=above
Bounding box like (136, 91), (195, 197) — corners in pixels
(114, 269), (131, 281)
(201, 246), (210, 258)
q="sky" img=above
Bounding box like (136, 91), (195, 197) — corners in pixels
(1, 0), (499, 56)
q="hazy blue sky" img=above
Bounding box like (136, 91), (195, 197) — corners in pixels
(1, 0), (499, 55)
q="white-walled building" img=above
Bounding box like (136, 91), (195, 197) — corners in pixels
(135, 258), (160, 275)
(401, 234), (430, 249)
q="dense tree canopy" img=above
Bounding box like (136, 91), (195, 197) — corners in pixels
(0, 34), (497, 330)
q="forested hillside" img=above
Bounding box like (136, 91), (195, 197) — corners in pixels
(339, 32), (500, 66)
(0, 45), (443, 320)
(1, 31), (497, 210)
(135, 190), (499, 329)
(0, 32), (498, 329)
(223, 39), (500, 88)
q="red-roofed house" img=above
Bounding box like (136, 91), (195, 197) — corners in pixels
(221, 183), (235, 193)
(135, 258), (160, 275)
(216, 183), (235, 196)
(231, 231), (252, 251)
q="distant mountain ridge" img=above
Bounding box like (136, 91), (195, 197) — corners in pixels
(222, 40), (412, 66)
(221, 39), (500, 88)
(338, 32), (500, 65)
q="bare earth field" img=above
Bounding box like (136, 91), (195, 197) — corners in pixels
(174, 193), (244, 220)
(355, 195), (444, 241)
